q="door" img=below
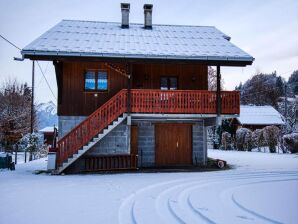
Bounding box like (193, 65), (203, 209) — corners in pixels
(131, 126), (138, 155)
(155, 124), (192, 166)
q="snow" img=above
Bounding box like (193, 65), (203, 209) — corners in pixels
(22, 20), (253, 62)
(238, 105), (285, 125)
(0, 150), (298, 224)
(39, 126), (57, 133)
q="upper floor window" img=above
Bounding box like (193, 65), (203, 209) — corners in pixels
(160, 77), (178, 90)
(84, 70), (108, 91)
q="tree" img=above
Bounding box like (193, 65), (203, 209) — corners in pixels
(235, 128), (253, 151)
(208, 66), (224, 91)
(0, 79), (37, 152)
(288, 70), (298, 95)
(19, 132), (42, 161)
(262, 126), (280, 153)
(237, 72), (285, 108)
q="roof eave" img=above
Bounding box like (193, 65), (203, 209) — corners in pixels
(21, 50), (254, 66)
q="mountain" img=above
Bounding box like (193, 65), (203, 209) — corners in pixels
(36, 101), (58, 130)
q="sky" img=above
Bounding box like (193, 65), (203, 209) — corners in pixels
(0, 0), (297, 104)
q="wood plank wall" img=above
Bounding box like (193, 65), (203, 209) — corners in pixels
(58, 61), (208, 116)
(132, 63), (208, 90)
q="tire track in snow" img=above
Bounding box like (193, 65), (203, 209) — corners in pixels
(230, 178), (298, 224)
(186, 175), (298, 224)
(176, 173), (298, 224)
(118, 171), (298, 224)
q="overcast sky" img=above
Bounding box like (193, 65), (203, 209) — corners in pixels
(0, 0), (297, 104)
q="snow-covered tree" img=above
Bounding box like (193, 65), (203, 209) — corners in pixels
(0, 79), (37, 151)
(221, 132), (233, 150)
(237, 72), (285, 108)
(19, 132), (44, 161)
(252, 129), (265, 151)
(282, 133), (298, 153)
(208, 66), (224, 91)
(262, 126), (280, 153)
(288, 70), (298, 95)
(236, 128), (253, 151)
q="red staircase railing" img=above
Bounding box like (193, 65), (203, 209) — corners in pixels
(57, 89), (127, 166)
(56, 89), (239, 167)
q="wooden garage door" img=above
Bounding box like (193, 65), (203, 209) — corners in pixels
(155, 124), (192, 166)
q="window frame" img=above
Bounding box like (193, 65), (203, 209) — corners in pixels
(84, 69), (109, 92)
(160, 76), (178, 90)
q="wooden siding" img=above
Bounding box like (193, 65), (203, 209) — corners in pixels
(59, 61), (127, 116)
(58, 61), (208, 116)
(132, 63), (207, 90)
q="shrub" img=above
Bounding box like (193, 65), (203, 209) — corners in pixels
(236, 128), (253, 151)
(262, 126), (280, 153)
(252, 129), (265, 151)
(282, 133), (298, 153)
(221, 132), (233, 150)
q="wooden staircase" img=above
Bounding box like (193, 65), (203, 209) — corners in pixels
(55, 89), (128, 174)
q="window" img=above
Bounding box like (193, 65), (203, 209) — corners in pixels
(160, 77), (178, 90)
(84, 70), (108, 91)
(85, 71), (96, 90)
(97, 71), (108, 90)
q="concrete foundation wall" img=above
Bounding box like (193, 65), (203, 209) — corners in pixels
(86, 123), (129, 155)
(58, 116), (86, 138)
(134, 120), (207, 167)
(61, 115), (207, 173)
(135, 121), (155, 167)
(192, 121), (206, 165)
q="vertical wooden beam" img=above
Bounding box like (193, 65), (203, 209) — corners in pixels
(31, 60), (35, 134)
(127, 63), (132, 114)
(216, 65), (221, 116)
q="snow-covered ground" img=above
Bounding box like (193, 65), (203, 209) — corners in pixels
(0, 150), (298, 224)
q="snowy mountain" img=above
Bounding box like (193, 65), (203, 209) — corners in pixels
(36, 101), (58, 130)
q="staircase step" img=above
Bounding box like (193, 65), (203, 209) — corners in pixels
(57, 113), (128, 174)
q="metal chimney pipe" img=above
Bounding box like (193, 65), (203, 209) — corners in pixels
(121, 3), (130, 28)
(144, 4), (153, 29)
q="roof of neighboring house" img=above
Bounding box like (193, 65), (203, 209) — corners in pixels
(237, 105), (285, 126)
(39, 126), (58, 133)
(21, 20), (254, 64)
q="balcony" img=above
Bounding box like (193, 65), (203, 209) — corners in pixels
(130, 89), (240, 115)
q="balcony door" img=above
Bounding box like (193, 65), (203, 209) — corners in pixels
(160, 77), (178, 90)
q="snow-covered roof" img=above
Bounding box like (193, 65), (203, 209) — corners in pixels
(22, 20), (254, 63)
(237, 105), (285, 126)
(39, 126), (57, 133)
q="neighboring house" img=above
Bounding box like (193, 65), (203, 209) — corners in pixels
(21, 4), (253, 173)
(233, 105), (285, 131)
(39, 126), (58, 146)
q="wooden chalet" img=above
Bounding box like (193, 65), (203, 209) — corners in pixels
(232, 105), (285, 131)
(21, 3), (254, 173)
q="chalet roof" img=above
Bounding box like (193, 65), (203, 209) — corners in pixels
(21, 20), (254, 64)
(39, 126), (57, 133)
(237, 105), (285, 126)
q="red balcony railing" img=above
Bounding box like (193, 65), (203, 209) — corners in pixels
(131, 89), (240, 114)
(56, 89), (239, 167)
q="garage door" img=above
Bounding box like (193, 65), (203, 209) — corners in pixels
(155, 124), (192, 166)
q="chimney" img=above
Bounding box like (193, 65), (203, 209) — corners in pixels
(143, 4), (153, 29)
(121, 3), (130, 28)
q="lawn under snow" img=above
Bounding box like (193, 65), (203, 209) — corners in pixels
(1, 150), (298, 224)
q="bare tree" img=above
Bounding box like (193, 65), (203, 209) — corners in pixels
(208, 66), (224, 91)
(0, 79), (37, 153)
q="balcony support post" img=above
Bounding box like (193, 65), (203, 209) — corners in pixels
(216, 65), (222, 126)
(127, 63), (132, 115)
